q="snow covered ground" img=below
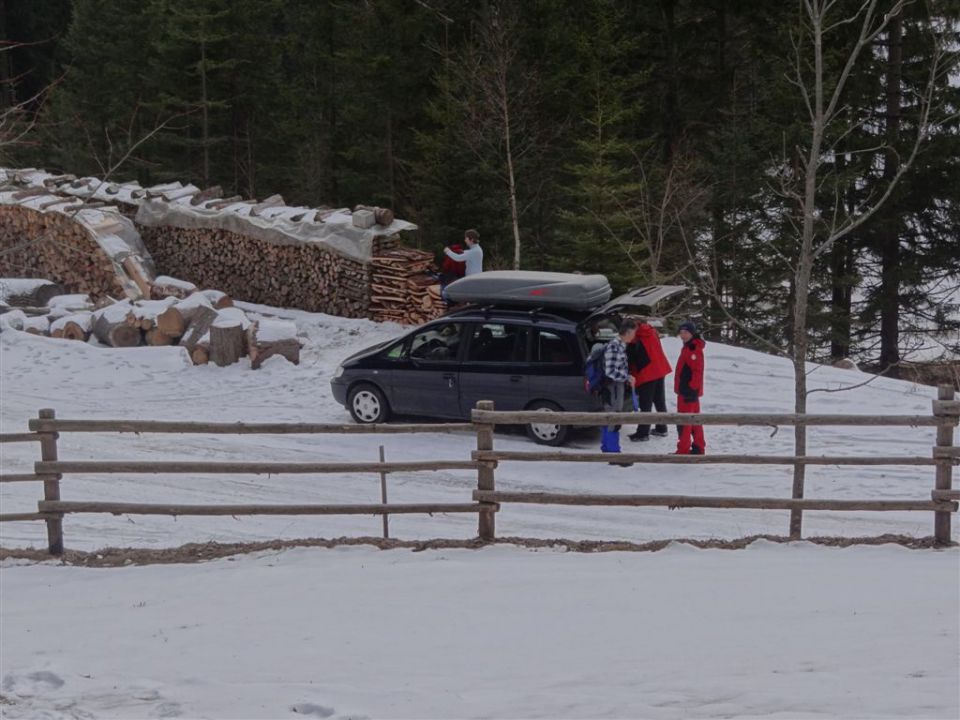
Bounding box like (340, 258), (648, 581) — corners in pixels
(0, 303), (954, 548)
(1, 305), (957, 719)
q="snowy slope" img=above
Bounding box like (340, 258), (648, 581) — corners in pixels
(1, 306), (957, 720)
(0, 304), (954, 550)
(1, 543), (957, 719)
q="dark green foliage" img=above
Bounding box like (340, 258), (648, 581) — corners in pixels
(3, 0), (957, 364)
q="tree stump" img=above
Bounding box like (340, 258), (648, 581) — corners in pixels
(209, 323), (245, 366)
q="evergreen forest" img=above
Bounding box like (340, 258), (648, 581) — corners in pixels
(2, 0), (958, 374)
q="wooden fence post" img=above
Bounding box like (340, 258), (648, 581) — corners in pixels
(37, 408), (63, 555)
(934, 384), (956, 546)
(379, 445), (389, 539)
(476, 400), (496, 541)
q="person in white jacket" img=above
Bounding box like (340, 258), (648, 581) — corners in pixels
(443, 229), (483, 276)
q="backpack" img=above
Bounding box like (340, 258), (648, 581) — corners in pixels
(584, 342), (608, 394)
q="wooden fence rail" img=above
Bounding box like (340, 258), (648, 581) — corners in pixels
(470, 387), (958, 545)
(2, 387), (957, 554)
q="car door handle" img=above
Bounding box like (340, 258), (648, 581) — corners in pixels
(510, 375), (523, 382)
(443, 373), (456, 388)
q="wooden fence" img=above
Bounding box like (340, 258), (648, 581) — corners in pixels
(0, 384), (956, 555)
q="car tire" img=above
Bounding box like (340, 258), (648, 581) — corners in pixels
(524, 400), (569, 446)
(348, 383), (391, 424)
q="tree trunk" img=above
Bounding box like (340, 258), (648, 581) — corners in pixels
(92, 313), (140, 348)
(878, 14), (902, 377)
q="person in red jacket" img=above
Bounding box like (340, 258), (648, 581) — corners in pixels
(439, 242), (467, 284)
(674, 320), (706, 455)
(627, 321), (672, 442)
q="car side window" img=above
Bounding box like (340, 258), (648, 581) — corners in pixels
(466, 323), (525, 363)
(382, 341), (406, 360)
(533, 329), (575, 364)
(409, 323), (462, 361)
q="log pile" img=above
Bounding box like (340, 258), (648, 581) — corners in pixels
(0, 204), (141, 301)
(139, 225), (376, 318)
(0, 273), (301, 369)
(2, 167), (434, 324)
(369, 248), (444, 325)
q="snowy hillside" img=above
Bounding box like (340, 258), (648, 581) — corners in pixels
(1, 306), (957, 720)
(1, 303), (954, 549)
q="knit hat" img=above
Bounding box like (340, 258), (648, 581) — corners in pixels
(678, 320), (699, 335)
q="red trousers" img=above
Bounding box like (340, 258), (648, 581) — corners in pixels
(676, 397), (706, 454)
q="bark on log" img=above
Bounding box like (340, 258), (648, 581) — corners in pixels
(92, 312), (140, 347)
(209, 323), (245, 366)
(1, 280), (66, 307)
(179, 305), (218, 351)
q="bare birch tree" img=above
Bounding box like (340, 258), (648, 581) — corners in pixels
(780, 0), (950, 536)
(455, 5), (539, 270)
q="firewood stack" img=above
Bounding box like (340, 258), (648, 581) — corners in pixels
(139, 225), (373, 318)
(2, 167), (429, 323)
(370, 248), (444, 325)
(0, 202), (148, 301)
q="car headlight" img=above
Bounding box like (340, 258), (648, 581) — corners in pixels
(334, 365), (345, 378)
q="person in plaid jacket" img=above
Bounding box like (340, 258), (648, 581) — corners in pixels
(600, 318), (637, 464)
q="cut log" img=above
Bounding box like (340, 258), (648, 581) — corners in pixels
(150, 275), (197, 300)
(174, 292), (214, 323)
(156, 306), (185, 337)
(247, 319), (301, 369)
(191, 346), (210, 365)
(201, 289), (233, 309)
(121, 256), (152, 299)
(145, 328), (174, 346)
(0, 279), (66, 307)
(50, 312), (93, 341)
(92, 310), (141, 347)
(179, 305), (218, 352)
(209, 323), (245, 366)
(22, 316), (50, 335)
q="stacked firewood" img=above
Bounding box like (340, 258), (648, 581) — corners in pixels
(140, 225), (375, 318)
(0, 276), (300, 369)
(369, 248), (444, 325)
(0, 204), (131, 300)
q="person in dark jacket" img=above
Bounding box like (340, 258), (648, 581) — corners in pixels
(626, 321), (672, 442)
(674, 320), (706, 455)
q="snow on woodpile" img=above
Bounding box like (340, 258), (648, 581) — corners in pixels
(0, 166), (439, 323)
(0, 169), (155, 301)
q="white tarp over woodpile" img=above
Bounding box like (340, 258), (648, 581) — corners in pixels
(135, 196), (416, 265)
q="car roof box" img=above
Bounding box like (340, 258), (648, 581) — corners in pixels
(446, 271), (612, 311)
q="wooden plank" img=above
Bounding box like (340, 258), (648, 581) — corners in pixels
(28, 419), (475, 435)
(36, 460), (480, 475)
(934, 385), (956, 545)
(470, 409), (944, 428)
(476, 400), (496, 541)
(0, 512), (52, 522)
(38, 501), (494, 517)
(932, 490), (960, 502)
(932, 399), (960, 417)
(933, 446), (960, 460)
(38, 409), (63, 556)
(0, 473), (58, 483)
(472, 491), (957, 512)
(473, 451), (935, 466)
(0, 433), (42, 443)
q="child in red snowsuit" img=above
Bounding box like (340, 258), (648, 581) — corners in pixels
(674, 320), (706, 455)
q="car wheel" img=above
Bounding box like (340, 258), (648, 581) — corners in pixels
(524, 400), (569, 446)
(348, 384), (390, 424)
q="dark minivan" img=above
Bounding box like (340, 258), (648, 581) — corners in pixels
(331, 272), (685, 445)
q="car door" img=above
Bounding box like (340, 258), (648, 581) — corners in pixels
(389, 322), (464, 419)
(526, 326), (596, 411)
(458, 322), (530, 416)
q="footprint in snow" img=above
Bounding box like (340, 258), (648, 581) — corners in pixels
(1, 670), (65, 695)
(290, 702), (335, 717)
